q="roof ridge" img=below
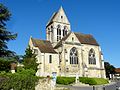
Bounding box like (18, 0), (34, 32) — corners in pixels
(74, 32), (93, 36)
(32, 38), (50, 42)
(46, 12), (58, 27)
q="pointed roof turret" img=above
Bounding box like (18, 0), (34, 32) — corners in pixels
(59, 6), (64, 12)
(46, 6), (70, 27)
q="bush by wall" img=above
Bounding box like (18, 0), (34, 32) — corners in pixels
(56, 77), (75, 85)
(79, 77), (109, 85)
(0, 69), (39, 90)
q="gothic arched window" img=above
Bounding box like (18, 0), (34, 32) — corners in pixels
(63, 26), (67, 36)
(51, 26), (53, 32)
(88, 48), (96, 65)
(70, 47), (78, 64)
(51, 26), (53, 41)
(57, 25), (61, 41)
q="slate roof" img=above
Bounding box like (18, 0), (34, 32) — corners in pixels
(54, 32), (99, 49)
(74, 32), (99, 46)
(31, 38), (57, 54)
(46, 12), (57, 27)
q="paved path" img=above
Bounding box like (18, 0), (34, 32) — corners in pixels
(59, 81), (120, 90)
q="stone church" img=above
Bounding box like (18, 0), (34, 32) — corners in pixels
(29, 7), (106, 78)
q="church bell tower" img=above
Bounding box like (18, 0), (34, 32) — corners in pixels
(46, 6), (71, 46)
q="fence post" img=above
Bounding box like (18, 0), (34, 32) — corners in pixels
(93, 86), (95, 90)
(103, 85), (105, 90)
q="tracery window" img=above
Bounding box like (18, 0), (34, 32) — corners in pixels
(70, 47), (78, 64)
(63, 26), (67, 36)
(88, 48), (96, 65)
(57, 25), (61, 41)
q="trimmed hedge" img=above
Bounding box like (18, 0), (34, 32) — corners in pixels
(79, 77), (109, 85)
(56, 77), (109, 85)
(56, 77), (75, 85)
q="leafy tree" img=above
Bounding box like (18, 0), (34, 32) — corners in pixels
(0, 57), (15, 72)
(0, 3), (17, 57)
(104, 62), (115, 78)
(23, 46), (38, 72)
(23, 46), (36, 58)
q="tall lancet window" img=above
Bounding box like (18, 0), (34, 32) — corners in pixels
(47, 28), (50, 40)
(88, 48), (96, 65)
(70, 47), (78, 64)
(51, 26), (53, 42)
(63, 26), (68, 37)
(57, 25), (61, 41)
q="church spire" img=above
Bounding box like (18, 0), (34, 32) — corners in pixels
(46, 6), (70, 27)
(59, 6), (64, 12)
(46, 6), (71, 46)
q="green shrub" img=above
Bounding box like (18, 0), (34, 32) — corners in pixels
(79, 77), (109, 85)
(56, 77), (75, 85)
(0, 69), (39, 90)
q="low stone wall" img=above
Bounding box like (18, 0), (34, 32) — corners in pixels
(35, 78), (55, 90)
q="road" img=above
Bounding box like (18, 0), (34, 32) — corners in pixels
(105, 81), (120, 90)
(63, 81), (120, 90)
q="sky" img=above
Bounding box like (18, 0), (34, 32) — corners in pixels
(1, 0), (120, 68)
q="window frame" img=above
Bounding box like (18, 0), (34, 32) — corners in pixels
(49, 55), (52, 63)
(70, 47), (78, 64)
(57, 25), (61, 41)
(88, 48), (96, 65)
(63, 26), (67, 36)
